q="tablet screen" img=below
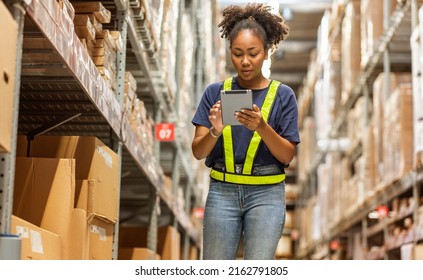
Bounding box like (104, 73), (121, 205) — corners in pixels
(220, 89), (253, 126)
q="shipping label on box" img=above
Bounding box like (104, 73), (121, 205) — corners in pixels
(11, 215), (62, 260)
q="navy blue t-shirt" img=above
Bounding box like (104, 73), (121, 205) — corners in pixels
(191, 78), (300, 169)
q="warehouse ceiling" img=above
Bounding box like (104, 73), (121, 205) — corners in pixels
(218, 0), (331, 95)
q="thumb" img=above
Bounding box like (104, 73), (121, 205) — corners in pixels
(253, 104), (260, 112)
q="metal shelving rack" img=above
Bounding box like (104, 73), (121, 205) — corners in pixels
(0, 0), (26, 260)
(296, 0), (422, 259)
(0, 0), (208, 259)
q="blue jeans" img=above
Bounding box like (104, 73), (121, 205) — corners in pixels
(202, 180), (286, 260)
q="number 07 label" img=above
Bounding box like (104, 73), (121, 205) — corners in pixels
(155, 123), (175, 142)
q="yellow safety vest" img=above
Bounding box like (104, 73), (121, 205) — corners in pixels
(209, 78), (286, 185)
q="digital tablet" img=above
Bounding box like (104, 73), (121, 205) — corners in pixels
(220, 89), (253, 126)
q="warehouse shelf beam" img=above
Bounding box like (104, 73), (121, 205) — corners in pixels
(147, 186), (158, 254)
(114, 0), (128, 11)
(111, 4), (129, 260)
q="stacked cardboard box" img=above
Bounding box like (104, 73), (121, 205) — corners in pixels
(118, 248), (161, 260)
(12, 157), (75, 259)
(372, 72), (412, 186)
(297, 117), (316, 183)
(275, 235), (292, 259)
(383, 83), (414, 183)
(13, 159), (76, 227)
(124, 71), (137, 116)
(73, 1), (111, 58)
(341, 0), (361, 106)
(11, 215), (62, 260)
(71, 1), (123, 91)
(94, 30), (122, 90)
(360, 0), (397, 68)
(13, 136), (120, 259)
(118, 225), (181, 260)
(160, 0), (178, 105)
(129, 98), (155, 159)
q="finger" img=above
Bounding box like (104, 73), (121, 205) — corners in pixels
(235, 112), (249, 122)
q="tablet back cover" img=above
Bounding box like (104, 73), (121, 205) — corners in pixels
(220, 90), (252, 126)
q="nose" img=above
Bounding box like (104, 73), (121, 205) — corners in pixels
(241, 55), (250, 66)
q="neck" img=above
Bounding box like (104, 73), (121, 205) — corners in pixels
(236, 75), (270, 90)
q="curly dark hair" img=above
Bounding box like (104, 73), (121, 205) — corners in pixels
(218, 3), (289, 51)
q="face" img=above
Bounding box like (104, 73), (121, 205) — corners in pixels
(230, 29), (268, 88)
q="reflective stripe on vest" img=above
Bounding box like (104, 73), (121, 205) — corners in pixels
(210, 77), (285, 185)
(222, 78), (235, 173)
(210, 169), (286, 185)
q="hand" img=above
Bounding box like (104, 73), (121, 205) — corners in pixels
(235, 104), (265, 131)
(208, 100), (225, 133)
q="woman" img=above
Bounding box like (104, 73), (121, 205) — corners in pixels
(191, 3), (300, 260)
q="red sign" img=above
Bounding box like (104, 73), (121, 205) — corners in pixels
(330, 240), (340, 251)
(193, 207), (204, 219)
(376, 205), (389, 218)
(155, 123), (175, 142)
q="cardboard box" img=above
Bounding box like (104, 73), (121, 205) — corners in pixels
(0, 1), (18, 153)
(13, 157), (75, 238)
(66, 209), (88, 260)
(68, 208), (114, 260)
(73, 2), (111, 24)
(118, 247), (161, 260)
(275, 235), (292, 258)
(16, 135), (120, 223)
(341, 0), (361, 105)
(11, 215), (62, 260)
(158, 226), (181, 260)
(13, 157), (75, 259)
(285, 210), (295, 229)
(189, 245), (199, 260)
(76, 179), (115, 223)
(414, 244), (423, 260)
(119, 225), (181, 260)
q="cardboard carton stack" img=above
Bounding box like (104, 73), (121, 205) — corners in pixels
(124, 71), (137, 116)
(72, 1), (123, 91)
(372, 72), (412, 186)
(360, 0), (397, 68)
(129, 98), (155, 159)
(13, 136), (120, 259)
(341, 0), (361, 106)
(383, 82), (414, 183)
(118, 225), (181, 260)
(11, 157), (75, 259)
